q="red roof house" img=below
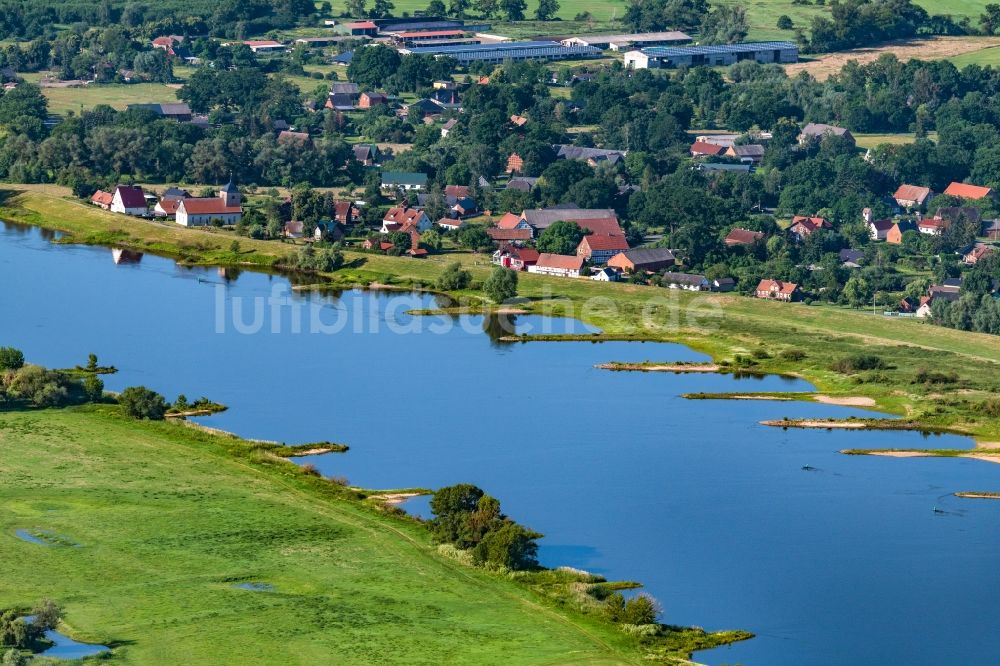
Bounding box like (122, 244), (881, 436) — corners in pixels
(755, 279), (800, 301)
(576, 234), (630, 263)
(725, 228), (764, 246)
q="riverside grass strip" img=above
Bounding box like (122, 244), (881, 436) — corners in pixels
(2, 405), (749, 664)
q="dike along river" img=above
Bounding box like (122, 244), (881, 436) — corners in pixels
(2, 221), (999, 666)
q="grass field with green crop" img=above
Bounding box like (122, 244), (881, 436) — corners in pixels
(0, 405), (654, 664)
(949, 44), (1000, 67)
(19, 74), (181, 115)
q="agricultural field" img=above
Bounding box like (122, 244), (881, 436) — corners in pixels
(949, 43), (1000, 67)
(784, 36), (1000, 80)
(0, 406), (645, 665)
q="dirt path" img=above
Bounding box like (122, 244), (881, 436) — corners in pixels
(786, 37), (1000, 81)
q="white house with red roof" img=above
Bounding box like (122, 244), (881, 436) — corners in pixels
(528, 253), (585, 278)
(175, 177), (243, 227)
(381, 207), (431, 233)
(110, 185), (148, 216)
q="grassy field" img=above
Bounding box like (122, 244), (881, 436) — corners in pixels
(853, 132), (939, 149)
(18, 72), (181, 115)
(0, 405), (669, 664)
(2, 184), (1000, 446)
(949, 44), (1000, 67)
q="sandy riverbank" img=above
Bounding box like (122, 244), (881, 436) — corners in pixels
(814, 395), (877, 407)
(597, 363), (721, 373)
(764, 420), (867, 429)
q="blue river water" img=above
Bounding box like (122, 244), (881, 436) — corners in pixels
(2, 221), (998, 665)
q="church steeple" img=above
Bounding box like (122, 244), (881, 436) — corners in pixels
(219, 173), (240, 207)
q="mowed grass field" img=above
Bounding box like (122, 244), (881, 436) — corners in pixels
(18, 72), (181, 115)
(0, 406), (639, 665)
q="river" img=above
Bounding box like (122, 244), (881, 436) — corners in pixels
(2, 222), (998, 665)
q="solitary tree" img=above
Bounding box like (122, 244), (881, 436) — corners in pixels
(483, 266), (518, 303)
(535, 0), (559, 21)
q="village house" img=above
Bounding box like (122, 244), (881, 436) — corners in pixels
(755, 279), (800, 301)
(886, 220), (918, 244)
(359, 92), (388, 109)
(592, 267), (620, 282)
(440, 118), (459, 137)
(893, 184), (933, 210)
(382, 207), (431, 232)
(352, 144), (380, 166)
(964, 243), (995, 265)
(868, 218), (894, 241)
(518, 208), (623, 237)
(510, 114), (528, 127)
(943, 182), (994, 201)
(91, 190), (114, 210)
(110, 185), (148, 216)
(789, 215), (831, 241)
(576, 234), (630, 264)
(127, 103), (193, 122)
(175, 178), (242, 227)
(528, 253), (585, 278)
(493, 245), (540, 271)
(607, 248), (675, 274)
(314, 220), (345, 242)
(506, 153), (524, 173)
(363, 238), (395, 251)
(712, 277), (736, 292)
(277, 130), (311, 146)
(798, 123), (854, 146)
(154, 197), (182, 217)
(436, 217), (464, 231)
(401, 98), (441, 120)
(661, 272), (711, 291)
(918, 217), (949, 235)
(839, 249), (865, 267)
(724, 144), (765, 164)
(334, 201), (359, 226)
(506, 176), (539, 192)
(451, 197), (478, 218)
(554, 144), (627, 166)
(487, 228), (533, 243)
(690, 141), (726, 158)
(151, 35), (189, 59)
(725, 228), (764, 246)
(381, 172), (428, 191)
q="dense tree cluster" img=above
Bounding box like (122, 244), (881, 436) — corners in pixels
(0, 0), (315, 41)
(429, 484), (541, 570)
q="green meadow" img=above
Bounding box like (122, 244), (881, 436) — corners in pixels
(0, 406), (652, 664)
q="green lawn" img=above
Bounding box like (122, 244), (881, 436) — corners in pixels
(33, 81), (180, 115)
(0, 406), (648, 664)
(853, 132), (939, 149)
(949, 44), (1000, 67)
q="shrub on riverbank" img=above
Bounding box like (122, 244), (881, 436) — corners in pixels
(437, 262), (472, 291)
(119, 386), (168, 420)
(429, 484), (541, 571)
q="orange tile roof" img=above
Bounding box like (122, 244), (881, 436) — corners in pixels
(943, 182), (992, 200)
(91, 190), (113, 206)
(536, 253), (584, 270)
(179, 198), (242, 215)
(580, 234), (629, 251)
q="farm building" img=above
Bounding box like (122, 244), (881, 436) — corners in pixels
(560, 31), (691, 51)
(624, 42), (798, 69)
(399, 41), (601, 64)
